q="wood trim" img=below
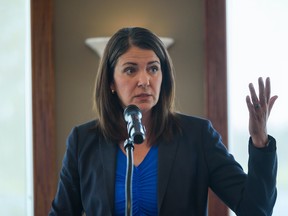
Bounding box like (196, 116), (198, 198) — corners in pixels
(31, 0), (57, 215)
(204, 0), (228, 216)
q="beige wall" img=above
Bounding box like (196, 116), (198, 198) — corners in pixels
(54, 0), (206, 171)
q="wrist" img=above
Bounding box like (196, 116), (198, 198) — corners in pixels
(249, 135), (276, 152)
(251, 135), (269, 148)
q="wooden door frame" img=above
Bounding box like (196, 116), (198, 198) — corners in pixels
(31, 0), (57, 215)
(204, 0), (229, 216)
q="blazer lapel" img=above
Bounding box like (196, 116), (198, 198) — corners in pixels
(157, 136), (179, 212)
(99, 137), (118, 214)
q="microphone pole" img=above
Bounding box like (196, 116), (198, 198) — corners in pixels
(123, 105), (145, 216)
(124, 138), (134, 216)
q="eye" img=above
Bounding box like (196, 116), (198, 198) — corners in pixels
(124, 67), (136, 75)
(149, 65), (159, 74)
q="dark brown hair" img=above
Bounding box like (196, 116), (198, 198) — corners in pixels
(94, 27), (179, 144)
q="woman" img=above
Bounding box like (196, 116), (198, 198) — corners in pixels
(49, 27), (278, 216)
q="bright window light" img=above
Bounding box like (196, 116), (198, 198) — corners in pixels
(0, 0), (33, 215)
(227, 1), (288, 215)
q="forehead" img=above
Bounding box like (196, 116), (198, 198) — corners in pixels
(117, 46), (160, 65)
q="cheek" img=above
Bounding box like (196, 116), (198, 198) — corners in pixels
(156, 77), (163, 94)
(116, 79), (131, 93)
(115, 81), (133, 102)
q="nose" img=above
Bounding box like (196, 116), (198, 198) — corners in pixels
(137, 71), (150, 88)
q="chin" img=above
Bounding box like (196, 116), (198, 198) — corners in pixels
(136, 103), (155, 114)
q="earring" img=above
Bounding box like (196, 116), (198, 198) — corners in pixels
(111, 89), (115, 94)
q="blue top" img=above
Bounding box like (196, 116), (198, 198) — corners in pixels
(114, 145), (158, 216)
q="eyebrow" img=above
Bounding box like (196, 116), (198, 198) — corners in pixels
(148, 61), (161, 65)
(122, 61), (160, 66)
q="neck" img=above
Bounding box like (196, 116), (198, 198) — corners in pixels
(141, 110), (152, 127)
(140, 111), (152, 145)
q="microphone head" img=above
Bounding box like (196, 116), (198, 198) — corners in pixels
(123, 105), (145, 144)
(124, 104), (142, 121)
(132, 131), (145, 144)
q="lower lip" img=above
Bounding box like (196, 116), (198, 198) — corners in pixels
(135, 95), (151, 100)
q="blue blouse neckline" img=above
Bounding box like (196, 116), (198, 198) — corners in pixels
(114, 145), (158, 216)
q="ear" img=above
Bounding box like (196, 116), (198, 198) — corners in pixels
(110, 83), (115, 93)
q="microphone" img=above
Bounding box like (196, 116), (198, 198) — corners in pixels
(123, 105), (146, 144)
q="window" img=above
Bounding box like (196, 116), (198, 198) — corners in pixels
(227, 1), (288, 215)
(0, 0), (33, 215)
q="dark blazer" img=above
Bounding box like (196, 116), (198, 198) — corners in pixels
(49, 114), (277, 216)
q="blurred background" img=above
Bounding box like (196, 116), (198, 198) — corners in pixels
(0, 0), (287, 215)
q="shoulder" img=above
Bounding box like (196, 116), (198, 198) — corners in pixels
(64, 119), (112, 158)
(173, 112), (212, 128)
(171, 112), (220, 141)
(74, 119), (98, 132)
(67, 119), (102, 145)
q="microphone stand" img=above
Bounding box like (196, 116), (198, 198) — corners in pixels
(124, 138), (134, 216)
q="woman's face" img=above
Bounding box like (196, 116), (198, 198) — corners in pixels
(111, 46), (163, 114)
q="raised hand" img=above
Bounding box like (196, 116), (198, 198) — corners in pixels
(246, 77), (278, 148)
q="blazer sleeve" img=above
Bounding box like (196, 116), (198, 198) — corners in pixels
(49, 127), (83, 216)
(203, 121), (277, 216)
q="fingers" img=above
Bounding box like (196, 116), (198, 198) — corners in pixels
(248, 82), (259, 108)
(248, 77), (269, 108)
(246, 95), (254, 113)
(247, 77), (278, 116)
(258, 77), (266, 107)
(265, 77), (271, 103)
(265, 77), (278, 116)
(268, 95), (278, 116)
